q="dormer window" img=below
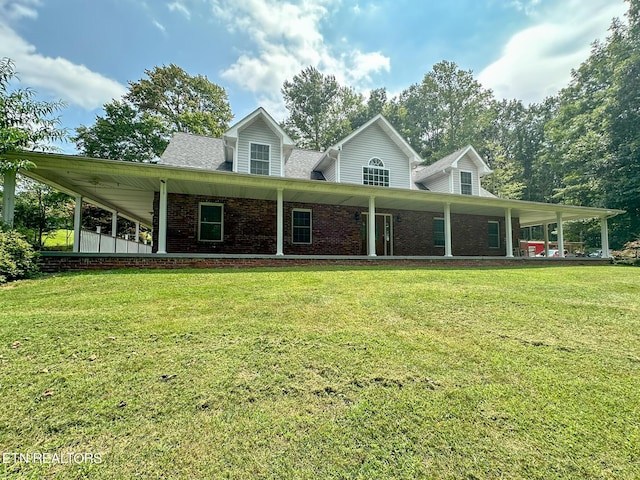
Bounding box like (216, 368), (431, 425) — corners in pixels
(460, 171), (472, 195)
(363, 157), (389, 187)
(250, 143), (270, 175)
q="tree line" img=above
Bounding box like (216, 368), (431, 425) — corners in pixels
(2, 0), (638, 249)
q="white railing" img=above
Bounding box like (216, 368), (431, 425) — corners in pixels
(80, 229), (152, 253)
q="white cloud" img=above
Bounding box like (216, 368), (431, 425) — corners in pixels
(153, 19), (166, 32)
(479, 0), (627, 104)
(168, 1), (191, 19)
(210, 0), (390, 109)
(0, 23), (127, 109)
(0, 0), (41, 21)
(507, 0), (541, 16)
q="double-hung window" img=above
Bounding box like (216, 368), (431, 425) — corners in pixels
(488, 221), (500, 248)
(434, 218), (445, 247)
(460, 171), (473, 195)
(250, 143), (270, 175)
(363, 157), (390, 187)
(292, 209), (312, 244)
(198, 203), (223, 242)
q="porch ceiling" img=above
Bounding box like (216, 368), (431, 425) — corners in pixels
(8, 152), (624, 228)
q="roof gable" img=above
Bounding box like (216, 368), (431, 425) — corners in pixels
(314, 114), (421, 171)
(413, 145), (492, 183)
(224, 107), (295, 146)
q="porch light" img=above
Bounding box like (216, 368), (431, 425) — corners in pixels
(354, 212), (361, 221)
(395, 214), (401, 223)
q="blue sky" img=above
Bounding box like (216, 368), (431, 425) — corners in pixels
(0, 0), (628, 154)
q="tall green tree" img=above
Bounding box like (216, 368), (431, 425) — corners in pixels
(604, 3), (640, 245)
(126, 64), (232, 136)
(74, 64), (233, 162)
(0, 57), (66, 171)
(14, 178), (72, 249)
(74, 101), (169, 163)
(481, 98), (558, 201)
(540, 3), (639, 246)
(394, 61), (494, 162)
(282, 66), (364, 151)
(350, 87), (390, 130)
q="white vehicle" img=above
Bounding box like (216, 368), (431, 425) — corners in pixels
(536, 249), (561, 257)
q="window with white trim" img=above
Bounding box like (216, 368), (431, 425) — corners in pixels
(198, 203), (223, 242)
(434, 217), (445, 247)
(488, 221), (500, 248)
(250, 143), (270, 175)
(460, 171), (473, 195)
(363, 157), (390, 187)
(292, 209), (312, 244)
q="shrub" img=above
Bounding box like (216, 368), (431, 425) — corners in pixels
(0, 227), (39, 283)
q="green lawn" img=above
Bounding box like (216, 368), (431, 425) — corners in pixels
(0, 266), (638, 479)
(42, 230), (73, 249)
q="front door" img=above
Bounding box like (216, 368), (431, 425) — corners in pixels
(361, 213), (393, 255)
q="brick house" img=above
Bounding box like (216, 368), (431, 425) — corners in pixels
(149, 107), (617, 257)
(1, 107), (623, 258)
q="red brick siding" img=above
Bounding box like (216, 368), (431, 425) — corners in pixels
(38, 254), (611, 273)
(284, 203), (361, 255)
(153, 193), (520, 256)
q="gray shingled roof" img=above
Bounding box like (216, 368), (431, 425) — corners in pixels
(286, 148), (325, 180)
(159, 132), (230, 171)
(412, 146), (470, 182)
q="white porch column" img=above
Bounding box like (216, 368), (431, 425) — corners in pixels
(111, 211), (118, 237)
(543, 223), (550, 256)
(73, 195), (82, 253)
(135, 222), (140, 243)
(505, 207), (514, 257)
(444, 202), (452, 257)
(556, 212), (564, 258)
(600, 217), (610, 259)
(368, 196), (376, 256)
(1, 169), (16, 227)
(276, 188), (284, 256)
(158, 179), (168, 254)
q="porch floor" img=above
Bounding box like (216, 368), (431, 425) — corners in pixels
(38, 252), (612, 273)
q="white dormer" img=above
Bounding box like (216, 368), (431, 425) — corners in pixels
(223, 107), (295, 177)
(413, 145), (492, 195)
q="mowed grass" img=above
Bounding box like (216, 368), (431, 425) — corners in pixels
(0, 266), (638, 479)
(42, 230), (73, 249)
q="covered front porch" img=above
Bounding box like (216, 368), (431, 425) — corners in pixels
(2, 151), (623, 262)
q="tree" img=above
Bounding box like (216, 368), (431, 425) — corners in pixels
(1, 57), (66, 240)
(350, 87), (390, 130)
(74, 101), (169, 162)
(539, 6), (639, 246)
(604, 4), (640, 245)
(0, 57), (66, 171)
(14, 178), (72, 249)
(74, 64), (233, 162)
(480, 98), (557, 201)
(282, 66), (364, 151)
(395, 61), (494, 162)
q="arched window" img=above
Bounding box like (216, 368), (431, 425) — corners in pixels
(363, 157), (389, 187)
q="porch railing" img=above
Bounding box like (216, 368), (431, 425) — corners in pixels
(80, 229), (152, 254)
